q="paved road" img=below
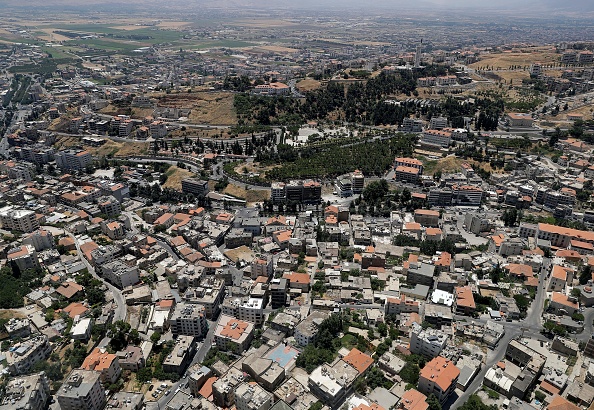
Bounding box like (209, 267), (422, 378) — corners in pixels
(148, 317), (219, 410)
(66, 231), (127, 322)
(124, 211), (179, 261)
(575, 307), (594, 342)
(450, 264), (548, 409)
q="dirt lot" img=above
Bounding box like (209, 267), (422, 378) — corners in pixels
(156, 92), (237, 125)
(469, 47), (560, 70)
(297, 79), (322, 92)
(223, 183), (270, 203)
(233, 161), (279, 177)
(54, 136), (149, 157)
(162, 166), (196, 190)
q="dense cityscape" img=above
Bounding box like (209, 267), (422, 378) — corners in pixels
(1, 3), (594, 410)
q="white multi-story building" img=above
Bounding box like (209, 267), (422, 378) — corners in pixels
(235, 382), (273, 410)
(421, 129), (452, 147)
(429, 117), (448, 130)
(222, 298), (265, 325)
(57, 369), (106, 410)
(100, 260), (139, 289)
(169, 303), (208, 338)
(0, 207), (39, 233)
(6, 336), (52, 375)
(55, 149), (93, 171)
(295, 311), (329, 346)
(150, 121), (168, 138)
(22, 229), (54, 251)
(0, 372), (50, 410)
(409, 323), (448, 358)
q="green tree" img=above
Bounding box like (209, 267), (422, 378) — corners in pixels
(136, 367), (153, 383)
(151, 331), (162, 343)
(427, 394), (442, 410)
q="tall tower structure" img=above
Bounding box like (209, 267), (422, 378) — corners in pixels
(415, 40), (423, 68)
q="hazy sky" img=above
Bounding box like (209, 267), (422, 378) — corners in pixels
(2, 0), (594, 13)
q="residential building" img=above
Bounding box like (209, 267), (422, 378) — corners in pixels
(308, 359), (359, 408)
(451, 185), (483, 206)
(116, 346), (145, 372)
(270, 278), (288, 308)
(6, 336), (51, 375)
(81, 347), (122, 384)
(429, 117), (448, 130)
(23, 229), (54, 251)
(214, 315), (254, 354)
(222, 297), (265, 325)
(395, 157), (424, 174)
(454, 286), (476, 316)
(271, 180), (322, 203)
(100, 260), (140, 289)
(182, 277), (225, 319)
(235, 382), (273, 410)
(295, 311), (330, 346)
(417, 356), (460, 405)
(0, 207), (39, 232)
(0, 372), (50, 410)
(252, 257), (273, 279)
(409, 323), (448, 358)
(181, 178), (210, 197)
(97, 196), (120, 216)
(169, 303), (208, 338)
(399, 389), (429, 410)
(421, 129), (452, 147)
(414, 209), (439, 227)
(385, 295), (419, 316)
(395, 165), (420, 183)
(162, 335), (197, 375)
(57, 369), (106, 410)
(55, 149), (93, 171)
(464, 212), (491, 234)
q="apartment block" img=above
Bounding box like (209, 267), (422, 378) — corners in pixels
(295, 311), (330, 346)
(22, 229), (54, 251)
(270, 179), (322, 203)
(81, 347), (122, 384)
(0, 207), (39, 233)
(162, 335), (197, 375)
(181, 178), (210, 197)
(169, 303), (208, 338)
(409, 323), (448, 358)
(222, 297), (265, 325)
(57, 369), (106, 410)
(395, 165), (420, 183)
(417, 356), (460, 405)
(0, 372), (50, 410)
(421, 129), (451, 147)
(214, 315), (254, 354)
(55, 149), (93, 171)
(235, 382), (273, 410)
(395, 157), (424, 174)
(100, 260), (140, 289)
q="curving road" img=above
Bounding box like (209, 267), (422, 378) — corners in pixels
(66, 231), (127, 323)
(450, 262), (549, 409)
